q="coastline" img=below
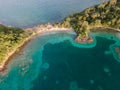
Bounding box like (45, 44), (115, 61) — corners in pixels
(91, 26), (120, 32)
(0, 25), (73, 71)
(0, 24), (120, 72)
(73, 26), (120, 44)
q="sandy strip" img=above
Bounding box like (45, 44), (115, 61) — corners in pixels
(0, 24), (119, 71)
(0, 26), (73, 71)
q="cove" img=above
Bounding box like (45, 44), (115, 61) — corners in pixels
(0, 31), (120, 90)
(31, 32), (120, 90)
(0, 0), (120, 90)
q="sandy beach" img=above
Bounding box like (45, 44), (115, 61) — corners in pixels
(0, 25), (73, 71)
(1, 24), (119, 71)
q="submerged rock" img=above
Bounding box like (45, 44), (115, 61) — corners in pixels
(40, 63), (50, 71)
(114, 46), (120, 58)
(69, 81), (84, 90)
(90, 79), (94, 84)
(43, 75), (47, 80)
(104, 67), (110, 73)
(55, 80), (60, 84)
(103, 67), (111, 76)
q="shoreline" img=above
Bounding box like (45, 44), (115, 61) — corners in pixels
(91, 26), (120, 32)
(0, 24), (120, 72)
(74, 26), (120, 43)
(0, 25), (73, 71)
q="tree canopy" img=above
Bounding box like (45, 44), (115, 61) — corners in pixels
(0, 24), (28, 62)
(54, 0), (120, 37)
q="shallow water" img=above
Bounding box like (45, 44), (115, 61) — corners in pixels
(0, 0), (120, 90)
(0, 31), (120, 90)
(31, 35), (120, 90)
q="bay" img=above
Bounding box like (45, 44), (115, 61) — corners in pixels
(0, 0), (120, 90)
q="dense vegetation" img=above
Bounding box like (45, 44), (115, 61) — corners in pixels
(54, 0), (120, 38)
(0, 24), (28, 63)
(0, 0), (120, 64)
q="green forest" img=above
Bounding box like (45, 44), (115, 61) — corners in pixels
(0, 25), (28, 63)
(0, 0), (120, 63)
(54, 0), (120, 38)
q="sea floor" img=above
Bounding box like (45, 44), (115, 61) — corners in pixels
(0, 31), (120, 90)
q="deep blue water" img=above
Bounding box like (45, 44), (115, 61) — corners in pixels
(31, 36), (120, 90)
(0, 0), (120, 90)
(0, 0), (102, 28)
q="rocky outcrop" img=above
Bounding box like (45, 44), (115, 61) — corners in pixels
(115, 46), (120, 58)
(75, 35), (93, 43)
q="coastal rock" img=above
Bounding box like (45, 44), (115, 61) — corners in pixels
(0, 66), (4, 72)
(75, 36), (93, 43)
(115, 46), (120, 58)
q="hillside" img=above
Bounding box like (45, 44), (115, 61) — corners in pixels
(54, 0), (120, 42)
(0, 25), (28, 64)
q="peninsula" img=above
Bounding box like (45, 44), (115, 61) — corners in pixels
(53, 0), (120, 42)
(0, 0), (120, 70)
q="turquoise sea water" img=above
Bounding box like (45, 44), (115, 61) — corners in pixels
(0, 31), (120, 90)
(0, 0), (120, 90)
